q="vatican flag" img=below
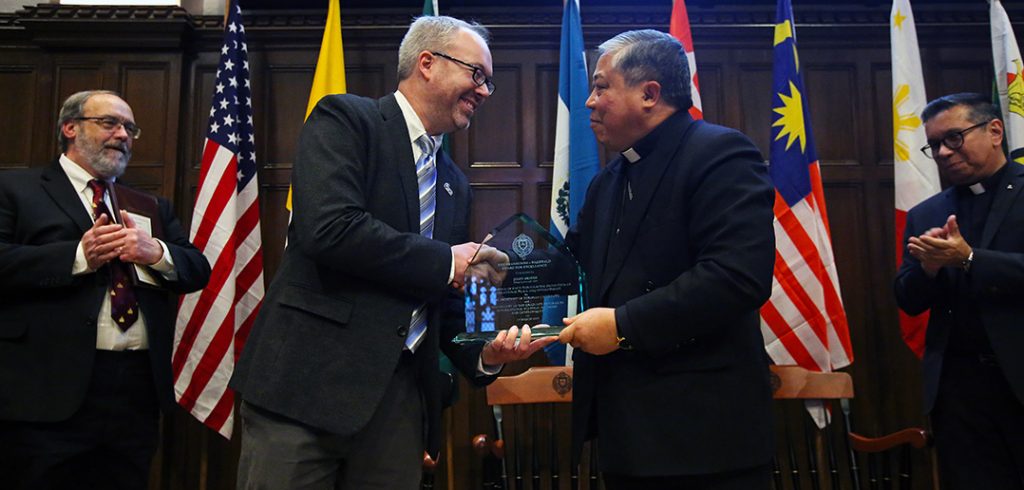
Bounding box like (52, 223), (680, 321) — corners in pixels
(891, 0), (939, 358)
(991, 0), (1024, 164)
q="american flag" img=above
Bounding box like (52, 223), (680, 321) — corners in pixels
(172, 0), (264, 439)
(761, 0), (852, 396)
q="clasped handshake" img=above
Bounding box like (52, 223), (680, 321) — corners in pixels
(81, 210), (163, 271)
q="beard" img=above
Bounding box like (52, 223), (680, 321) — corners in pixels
(77, 135), (130, 179)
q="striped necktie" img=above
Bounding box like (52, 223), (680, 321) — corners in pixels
(406, 134), (437, 352)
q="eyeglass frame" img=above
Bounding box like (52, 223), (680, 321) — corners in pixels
(75, 116), (142, 139)
(430, 52), (496, 95)
(919, 120), (991, 159)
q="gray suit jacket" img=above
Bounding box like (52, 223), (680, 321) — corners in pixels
(231, 93), (490, 456)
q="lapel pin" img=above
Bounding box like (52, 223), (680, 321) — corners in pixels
(1009, 184), (1015, 190)
(444, 182), (453, 196)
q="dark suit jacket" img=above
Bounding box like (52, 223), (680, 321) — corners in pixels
(565, 112), (776, 476)
(895, 163), (1024, 412)
(230, 93), (491, 457)
(0, 161), (211, 421)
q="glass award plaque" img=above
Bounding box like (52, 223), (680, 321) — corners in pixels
(454, 213), (585, 344)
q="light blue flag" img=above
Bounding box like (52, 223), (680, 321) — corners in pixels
(543, 0), (600, 365)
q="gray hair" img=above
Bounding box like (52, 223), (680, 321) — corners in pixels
(598, 29), (692, 110)
(57, 90), (119, 152)
(396, 16), (490, 81)
(921, 92), (1002, 124)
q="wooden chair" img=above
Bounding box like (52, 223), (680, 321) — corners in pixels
(471, 365), (933, 490)
(769, 365), (932, 490)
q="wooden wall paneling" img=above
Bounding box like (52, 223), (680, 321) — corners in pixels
(119, 56), (183, 198)
(255, 48), (313, 278)
(534, 63), (558, 170)
(467, 64), (524, 169)
(0, 61), (40, 169)
(735, 62), (774, 158)
(803, 61), (859, 164)
(181, 52), (221, 228)
(695, 62), (723, 125)
(468, 183), (523, 255)
(345, 61), (391, 101)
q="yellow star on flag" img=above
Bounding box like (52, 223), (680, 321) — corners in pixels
(893, 9), (907, 29)
(772, 80), (807, 153)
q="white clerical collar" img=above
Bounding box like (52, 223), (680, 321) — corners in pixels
(969, 182), (986, 195)
(621, 148), (641, 163)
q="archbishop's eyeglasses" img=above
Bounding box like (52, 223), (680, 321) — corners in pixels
(430, 52), (496, 95)
(920, 120), (990, 159)
(76, 116), (142, 139)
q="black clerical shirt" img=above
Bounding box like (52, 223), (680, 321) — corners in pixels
(947, 162), (1011, 356)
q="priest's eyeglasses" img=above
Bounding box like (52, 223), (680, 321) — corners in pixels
(76, 116), (142, 139)
(431, 52), (496, 95)
(920, 120), (990, 159)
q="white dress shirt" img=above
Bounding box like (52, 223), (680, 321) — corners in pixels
(61, 155), (176, 351)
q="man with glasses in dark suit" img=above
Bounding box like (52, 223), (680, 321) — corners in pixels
(0, 90), (211, 490)
(231, 16), (552, 489)
(896, 92), (1024, 489)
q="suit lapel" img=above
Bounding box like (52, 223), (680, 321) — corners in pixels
(40, 161), (93, 234)
(379, 94), (420, 233)
(980, 164), (1024, 248)
(589, 164), (624, 302)
(433, 153), (455, 242)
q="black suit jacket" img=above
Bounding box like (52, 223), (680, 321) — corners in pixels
(0, 161), (211, 421)
(565, 112), (776, 475)
(230, 93), (491, 457)
(895, 163), (1024, 412)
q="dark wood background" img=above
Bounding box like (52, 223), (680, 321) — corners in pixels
(0, 1), (1013, 488)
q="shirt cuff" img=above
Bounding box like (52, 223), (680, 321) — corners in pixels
(149, 239), (178, 280)
(73, 241), (90, 275)
(448, 249), (456, 284)
(477, 355), (502, 376)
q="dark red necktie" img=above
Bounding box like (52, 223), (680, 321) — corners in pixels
(88, 179), (139, 330)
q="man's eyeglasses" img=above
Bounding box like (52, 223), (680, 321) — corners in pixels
(76, 116), (141, 139)
(431, 52), (496, 95)
(920, 120), (990, 159)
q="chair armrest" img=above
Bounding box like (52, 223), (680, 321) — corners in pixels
(848, 428), (931, 453)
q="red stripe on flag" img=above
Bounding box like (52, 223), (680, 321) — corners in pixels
(191, 149), (238, 251)
(761, 298), (818, 369)
(202, 386), (235, 434)
(774, 192), (850, 361)
(770, 247), (830, 346)
(172, 162), (243, 379)
(173, 199), (260, 383)
(176, 216), (262, 411)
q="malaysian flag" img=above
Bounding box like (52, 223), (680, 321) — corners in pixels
(669, 0), (703, 121)
(760, 0), (852, 423)
(172, 0), (264, 439)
